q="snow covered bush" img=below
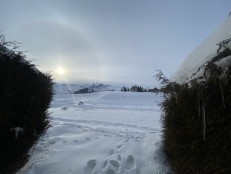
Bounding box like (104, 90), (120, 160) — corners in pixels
(0, 35), (53, 173)
(155, 17), (231, 174)
(156, 47), (231, 174)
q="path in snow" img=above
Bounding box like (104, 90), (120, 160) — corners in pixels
(18, 91), (172, 174)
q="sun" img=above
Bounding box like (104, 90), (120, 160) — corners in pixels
(56, 66), (65, 75)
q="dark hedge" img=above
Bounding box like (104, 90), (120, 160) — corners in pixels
(0, 46), (53, 173)
(157, 51), (231, 173)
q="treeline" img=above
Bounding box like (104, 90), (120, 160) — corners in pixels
(121, 85), (158, 92)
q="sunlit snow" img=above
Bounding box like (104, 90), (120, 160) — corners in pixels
(17, 84), (172, 174)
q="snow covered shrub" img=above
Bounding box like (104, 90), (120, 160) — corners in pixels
(156, 55), (231, 173)
(0, 36), (53, 173)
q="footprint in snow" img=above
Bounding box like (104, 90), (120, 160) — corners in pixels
(125, 155), (135, 170)
(102, 160), (108, 169)
(106, 169), (115, 174)
(117, 154), (122, 161)
(102, 155), (136, 174)
(83, 159), (96, 174)
(109, 160), (120, 172)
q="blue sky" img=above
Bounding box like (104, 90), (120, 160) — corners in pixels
(1, 0), (231, 86)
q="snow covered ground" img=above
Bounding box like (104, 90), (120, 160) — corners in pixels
(18, 88), (172, 174)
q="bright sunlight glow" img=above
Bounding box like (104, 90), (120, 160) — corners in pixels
(56, 66), (65, 75)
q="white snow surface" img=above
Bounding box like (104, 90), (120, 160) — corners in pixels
(172, 18), (231, 84)
(18, 88), (172, 174)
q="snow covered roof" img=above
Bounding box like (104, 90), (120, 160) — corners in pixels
(171, 18), (231, 84)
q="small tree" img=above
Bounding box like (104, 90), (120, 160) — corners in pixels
(155, 52), (231, 173)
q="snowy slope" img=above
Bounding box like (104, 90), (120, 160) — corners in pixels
(171, 18), (231, 84)
(17, 90), (172, 174)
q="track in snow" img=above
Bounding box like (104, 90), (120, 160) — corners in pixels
(18, 91), (172, 174)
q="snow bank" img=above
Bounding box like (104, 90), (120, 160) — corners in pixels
(172, 18), (231, 84)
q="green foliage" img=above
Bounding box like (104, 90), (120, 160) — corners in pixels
(157, 61), (231, 173)
(0, 36), (53, 173)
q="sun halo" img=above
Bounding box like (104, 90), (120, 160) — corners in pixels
(56, 66), (65, 75)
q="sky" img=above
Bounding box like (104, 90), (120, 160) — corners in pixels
(1, 0), (231, 86)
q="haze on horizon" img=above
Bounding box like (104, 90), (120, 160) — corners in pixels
(1, 0), (231, 86)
